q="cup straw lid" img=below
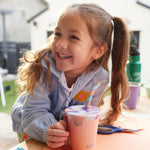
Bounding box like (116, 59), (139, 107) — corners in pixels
(65, 105), (101, 116)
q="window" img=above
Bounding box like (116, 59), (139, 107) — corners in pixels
(130, 31), (140, 49)
(47, 31), (53, 38)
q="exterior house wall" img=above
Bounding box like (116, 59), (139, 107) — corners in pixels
(0, 0), (47, 42)
(29, 0), (150, 83)
(0, 0), (48, 73)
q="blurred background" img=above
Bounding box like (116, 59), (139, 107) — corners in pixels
(0, 0), (150, 149)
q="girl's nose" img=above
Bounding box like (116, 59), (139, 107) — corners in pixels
(56, 38), (68, 49)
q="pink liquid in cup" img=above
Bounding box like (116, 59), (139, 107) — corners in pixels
(65, 105), (101, 150)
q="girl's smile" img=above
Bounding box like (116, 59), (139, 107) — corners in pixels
(55, 51), (72, 60)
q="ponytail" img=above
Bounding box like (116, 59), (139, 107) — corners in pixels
(106, 17), (130, 124)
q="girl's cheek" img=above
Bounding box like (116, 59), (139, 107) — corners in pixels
(51, 46), (55, 57)
(51, 42), (56, 51)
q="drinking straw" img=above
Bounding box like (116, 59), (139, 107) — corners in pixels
(86, 82), (101, 109)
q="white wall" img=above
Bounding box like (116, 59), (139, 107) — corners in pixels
(0, 0), (47, 42)
(30, 0), (150, 83)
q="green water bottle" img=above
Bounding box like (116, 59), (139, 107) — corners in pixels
(126, 46), (141, 83)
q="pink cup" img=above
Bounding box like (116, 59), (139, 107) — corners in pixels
(123, 82), (140, 109)
(65, 105), (101, 150)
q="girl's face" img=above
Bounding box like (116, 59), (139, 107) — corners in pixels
(52, 11), (100, 77)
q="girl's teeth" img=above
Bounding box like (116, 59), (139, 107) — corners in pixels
(59, 54), (69, 58)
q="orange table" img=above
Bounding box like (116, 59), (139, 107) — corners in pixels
(10, 112), (150, 150)
(96, 113), (150, 150)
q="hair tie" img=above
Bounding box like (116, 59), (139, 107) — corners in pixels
(111, 19), (114, 51)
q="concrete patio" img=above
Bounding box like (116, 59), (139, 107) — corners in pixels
(0, 112), (18, 150)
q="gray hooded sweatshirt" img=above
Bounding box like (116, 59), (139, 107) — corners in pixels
(11, 57), (109, 143)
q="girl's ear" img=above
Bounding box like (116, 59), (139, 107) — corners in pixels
(94, 43), (108, 60)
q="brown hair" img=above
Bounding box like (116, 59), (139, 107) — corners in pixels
(16, 46), (52, 95)
(17, 3), (129, 124)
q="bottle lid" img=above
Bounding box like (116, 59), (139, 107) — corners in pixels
(129, 45), (140, 56)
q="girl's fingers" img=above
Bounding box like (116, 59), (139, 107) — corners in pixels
(50, 120), (67, 130)
(47, 131), (69, 148)
(59, 120), (68, 130)
(47, 141), (65, 149)
(46, 120), (69, 148)
(47, 135), (68, 143)
(47, 128), (69, 136)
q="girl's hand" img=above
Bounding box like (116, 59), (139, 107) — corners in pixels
(47, 120), (69, 149)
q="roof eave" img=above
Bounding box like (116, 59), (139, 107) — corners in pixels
(27, 6), (49, 23)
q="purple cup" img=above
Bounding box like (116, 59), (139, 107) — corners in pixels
(123, 82), (140, 109)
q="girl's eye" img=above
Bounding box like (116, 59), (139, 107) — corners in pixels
(71, 35), (79, 40)
(55, 32), (61, 36)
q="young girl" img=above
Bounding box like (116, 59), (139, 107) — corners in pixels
(11, 3), (129, 149)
